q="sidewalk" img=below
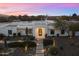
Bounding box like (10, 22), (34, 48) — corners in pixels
(36, 39), (44, 56)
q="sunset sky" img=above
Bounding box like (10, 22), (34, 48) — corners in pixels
(0, 3), (79, 16)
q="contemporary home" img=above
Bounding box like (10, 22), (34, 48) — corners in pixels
(0, 19), (69, 39)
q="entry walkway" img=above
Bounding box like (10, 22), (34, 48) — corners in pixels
(36, 39), (44, 56)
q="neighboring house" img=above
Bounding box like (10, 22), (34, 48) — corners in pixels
(0, 19), (70, 39)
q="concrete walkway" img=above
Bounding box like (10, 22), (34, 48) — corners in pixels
(36, 39), (44, 56)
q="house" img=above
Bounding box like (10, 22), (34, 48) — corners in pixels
(67, 20), (79, 36)
(0, 19), (69, 39)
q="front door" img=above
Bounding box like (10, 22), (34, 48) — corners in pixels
(35, 27), (45, 39)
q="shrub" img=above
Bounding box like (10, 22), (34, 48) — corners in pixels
(8, 42), (26, 48)
(0, 34), (5, 40)
(43, 39), (53, 46)
(13, 33), (16, 37)
(8, 41), (36, 48)
(26, 41), (36, 48)
(28, 35), (35, 40)
(17, 32), (21, 36)
(70, 42), (74, 46)
(60, 45), (63, 50)
(48, 46), (58, 56)
(0, 48), (5, 52)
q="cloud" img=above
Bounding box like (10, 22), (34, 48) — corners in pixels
(0, 3), (79, 16)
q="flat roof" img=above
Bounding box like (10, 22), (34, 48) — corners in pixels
(0, 20), (55, 28)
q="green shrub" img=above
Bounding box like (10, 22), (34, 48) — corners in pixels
(8, 42), (26, 48)
(8, 41), (36, 48)
(0, 34), (5, 40)
(48, 46), (58, 56)
(43, 39), (53, 46)
(60, 45), (63, 50)
(17, 32), (21, 37)
(26, 41), (36, 48)
(28, 36), (35, 40)
(13, 33), (16, 37)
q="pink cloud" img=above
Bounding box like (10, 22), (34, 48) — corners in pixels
(62, 3), (79, 8)
(0, 3), (79, 16)
(0, 3), (47, 8)
(4, 9), (45, 16)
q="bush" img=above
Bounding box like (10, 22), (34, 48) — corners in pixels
(60, 45), (63, 50)
(48, 47), (58, 56)
(28, 35), (35, 40)
(0, 34), (5, 40)
(13, 33), (16, 37)
(8, 42), (26, 48)
(43, 39), (53, 46)
(26, 41), (36, 48)
(70, 42), (74, 46)
(8, 41), (36, 48)
(17, 32), (21, 36)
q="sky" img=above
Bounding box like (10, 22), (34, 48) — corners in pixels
(0, 3), (79, 16)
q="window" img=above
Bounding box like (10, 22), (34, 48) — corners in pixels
(8, 30), (12, 35)
(61, 30), (65, 34)
(17, 32), (21, 36)
(28, 29), (33, 35)
(50, 29), (54, 34)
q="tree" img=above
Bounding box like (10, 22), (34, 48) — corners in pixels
(60, 16), (70, 21)
(54, 17), (68, 30)
(8, 15), (17, 21)
(0, 17), (8, 22)
(30, 16), (36, 21)
(54, 17), (69, 36)
(18, 15), (22, 20)
(71, 13), (78, 20)
(72, 13), (77, 17)
(21, 15), (29, 21)
(36, 15), (45, 20)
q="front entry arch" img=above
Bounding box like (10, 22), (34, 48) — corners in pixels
(35, 27), (45, 39)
